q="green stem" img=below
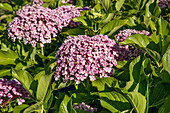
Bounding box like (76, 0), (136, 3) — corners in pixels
(146, 74), (150, 113)
(41, 47), (45, 66)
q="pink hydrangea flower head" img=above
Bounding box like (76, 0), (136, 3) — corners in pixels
(8, 4), (80, 47)
(114, 29), (150, 61)
(54, 35), (118, 84)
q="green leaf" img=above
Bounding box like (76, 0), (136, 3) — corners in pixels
(62, 28), (85, 36)
(36, 72), (53, 101)
(115, 0), (125, 11)
(120, 34), (150, 48)
(11, 0), (23, 5)
(116, 60), (127, 68)
(41, 3), (50, 8)
(13, 104), (29, 113)
(125, 0), (142, 10)
(158, 95), (170, 113)
(72, 16), (87, 26)
(99, 0), (112, 13)
(127, 16), (136, 27)
(0, 3), (13, 11)
(12, 69), (34, 95)
(149, 32), (160, 44)
(162, 45), (170, 74)
(99, 91), (130, 112)
(43, 86), (53, 111)
(99, 13), (114, 28)
(158, 16), (169, 36)
(58, 81), (72, 89)
(92, 77), (118, 91)
(30, 47), (37, 63)
(100, 19), (127, 35)
(0, 49), (18, 65)
(34, 71), (45, 82)
(144, 16), (151, 28)
(150, 83), (170, 107)
(76, 0), (84, 7)
(161, 35), (170, 56)
(160, 70), (170, 83)
(0, 69), (11, 77)
(59, 95), (71, 113)
(145, 0), (161, 18)
(144, 48), (161, 62)
(129, 56), (144, 82)
(23, 102), (43, 113)
(127, 92), (146, 113)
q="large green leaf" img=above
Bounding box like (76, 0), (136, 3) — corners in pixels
(72, 16), (87, 26)
(99, 13), (114, 28)
(11, 0), (23, 5)
(158, 95), (170, 113)
(149, 32), (160, 44)
(158, 16), (169, 36)
(13, 104), (29, 113)
(144, 48), (161, 62)
(129, 56), (144, 83)
(58, 95), (71, 113)
(162, 45), (170, 74)
(100, 19), (127, 35)
(0, 49), (18, 65)
(92, 77), (118, 91)
(43, 86), (53, 111)
(127, 92), (146, 113)
(150, 83), (170, 107)
(120, 34), (150, 48)
(115, 0), (125, 11)
(125, 0), (143, 10)
(161, 35), (170, 56)
(99, 91), (131, 112)
(12, 69), (34, 95)
(99, 0), (112, 13)
(36, 72), (53, 101)
(23, 102), (43, 113)
(0, 3), (13, 11)
(145, 0), (161, 18)
(160, 70), (170, 83)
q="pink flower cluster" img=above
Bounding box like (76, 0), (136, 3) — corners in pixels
(54, 35), (118, 84)
(158, 0), (169, 9)
(73, 102), (97, 112)
(0, 78), (29, 106)
(114, 29), (150, 61)
(8, 4), (80, 47)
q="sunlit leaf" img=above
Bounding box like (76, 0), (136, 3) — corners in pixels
(127, 92), (146, 113)
(0, 49), (18, 65)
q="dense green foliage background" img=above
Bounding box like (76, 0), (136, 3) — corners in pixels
(0, 0), (169, 113)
